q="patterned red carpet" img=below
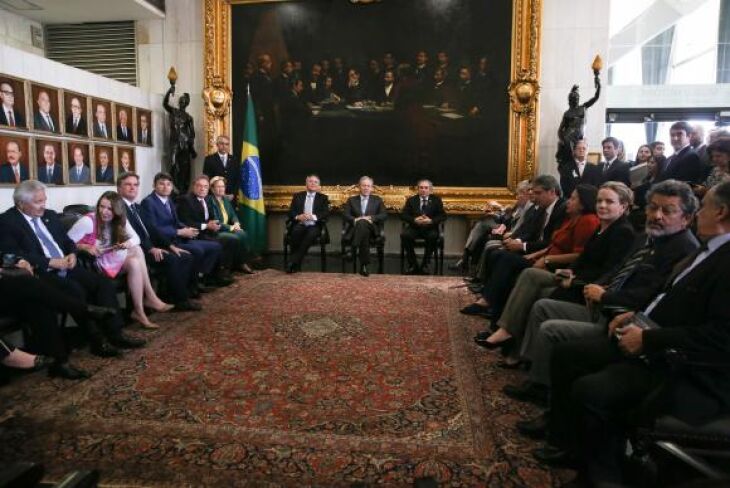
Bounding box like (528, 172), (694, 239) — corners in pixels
(0, 271), (574, 486)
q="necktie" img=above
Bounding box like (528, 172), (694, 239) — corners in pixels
(304, 194), (315, 226)
(73, 117), (79, 130)
(7, 111), (15, 127)
(77, 167), (82, 179)
(361, 197), (368, 215)
(101, 124), (107, 137)
(130, 204), (150, 239)
(603, 162), (611, 174)
(420, 198), (427, 213)
(199, 198), (209, 220)
(45, 115), (54, 131)
(122, 127), (127, 138)
(606, 244), (653, 291)
(142, 130), (147, 142)
(31, 217), (66, 277)
(47, 166), (53, 181)
(164, 200), (172, 215)
(13, 165), (20, 183)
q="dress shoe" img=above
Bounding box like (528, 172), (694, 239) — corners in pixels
(359, 265), (370, 277)
(189, 288), (201, 299)
(286, 263), (300, 274)
(420, 264), (431, 275)
(463, 276), (480, 284)
(448, 259), (464, 271)
(173, 300), (202, 312)
(90, 341), (121, 358)
(474, 330), (491, 341)
(32, 355), (55, 371)
(86, 304), (117, 320)
(474, 336), (514, 351)
(404, 265), (419, 275)
(468, 283), (484, 294)
(48, 362), (90, 380)
(503, 380), (548, 406)
(516, 412), (548, 439)
(205, 275), (234, 287)
(532, 444), (578, 468)
(460, 303), (492, 316)
(110, 332), (146, 349)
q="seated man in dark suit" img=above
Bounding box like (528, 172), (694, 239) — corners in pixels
(286, 174), (330, 273)
(342, 176), (388, 276)
(141, 172), (230, 288)
(36, 142), (63, 186)
(0, 180), (145, 359)
(0, 141), (29, 184)
(117, 171), (201, 311)
(656, 120), (704, 184)
(532, 181), (730, 487)
(202, 135), (241, 201)
(176, 175), (237, 279)
(400, 179), (447, 274)
(65, 97), (87, 136)
(599, 136), (631, 186)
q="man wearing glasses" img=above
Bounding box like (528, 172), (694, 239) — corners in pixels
(202, 135), (241, 203)
(0, 82), (25, 128)
(65, 97), (87, 136)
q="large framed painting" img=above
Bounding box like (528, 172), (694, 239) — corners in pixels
(203, 0), (541, 213)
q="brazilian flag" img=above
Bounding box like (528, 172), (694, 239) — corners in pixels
(237, 89), (267, 253)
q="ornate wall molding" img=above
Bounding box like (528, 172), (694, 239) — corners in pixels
(203, 0), (542, 215)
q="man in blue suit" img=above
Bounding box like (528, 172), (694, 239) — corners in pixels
(141, 172), (231, 288)
(68, 146), (91, 184)
(0, 141), (29, 184)
(37, 142), (64, 185)
(95, 149), (114, 184)
(33, 90), (58, 133)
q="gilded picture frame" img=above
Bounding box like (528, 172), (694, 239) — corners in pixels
(203, 0), (542, 214)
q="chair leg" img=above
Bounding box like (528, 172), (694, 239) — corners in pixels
(353, 246), (358, 274)
(320, 243), (327, 272)
(400, 243), (405, 274)
(378, 246), (384, 274)
(283, 241), (288, 269)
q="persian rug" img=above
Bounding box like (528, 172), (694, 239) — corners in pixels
(0, 271), (574, 486)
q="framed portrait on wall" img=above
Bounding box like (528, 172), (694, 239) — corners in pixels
(0, 74), (28, 130)
(67, 142), (92, 185)
(63, 91), (89, 138)
(30, 83), (61, 134)
(93, 144), (115, 185)
(115, 104), (134, 143)
(35, 138), (65, 186)
(0, 134), (31, 185)
(90, 98), (113, 140)
(117, 146), (135, 174)
(136, 109), (152, 146)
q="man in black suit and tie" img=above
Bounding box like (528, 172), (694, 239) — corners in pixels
(599, 137), (631, 186)
(65, 97), (87, 136)
(0, 180), (145, 359)
(343, 176), (388, 276)
(95, 149), (114, 184)
(0, 82), (25, 127)
(400, 179), (447, 274)
(37, 143), (63, 185)
(138, 113), (151, 145)
(413, 50), (432, 85)
(286, 174), (330, 273)
(559, 139), (603, 196)
(202, 135), (241, 201)
(532, 181), (730, 487)
(33, 90), (58, 133)
(117, 172), (201, 311)
(116, 108), (133, 142)
(93, 103), (110, 138)
(0, 141), (29, 184)
(657, 121), (704, 184)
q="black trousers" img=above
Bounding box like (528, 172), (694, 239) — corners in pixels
(149, 250), (194, 303)
(401, 225), (439, 268)
(481, 250), (531, 316)
(0, 274), (90, 361)
(350, 220), (377, 265)
(549, 337), (664, 485)
(289, 223), (321, 266)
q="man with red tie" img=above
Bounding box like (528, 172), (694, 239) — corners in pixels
(0, 141), (29, 184)
(0, 82), (25, 128)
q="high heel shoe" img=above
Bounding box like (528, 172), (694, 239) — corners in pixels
(131, 312), (160, 329)
(474, 336), (515, 351)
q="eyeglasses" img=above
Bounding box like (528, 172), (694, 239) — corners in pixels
(0, 90), (14, 96)
(646, 203), (682, 215)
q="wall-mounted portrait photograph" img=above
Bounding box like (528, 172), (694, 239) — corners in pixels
(67, 142), (92, 185)
(91, 98), (113, 140)
(116, 104), (134, 143)
(30, 83), (61, 134)
(117, 147), (135, 174)
(94, 144), (115, 184)
(0, 135), (31, 185)
(136, 109), (152, 146)
(63, 91), (89, 137)
(231, 0), (511, 187)
(0, 75), (28, 130)
(35, 138), (64, 186)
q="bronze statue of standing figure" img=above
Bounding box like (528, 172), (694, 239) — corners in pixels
(163, 69), (197, 194)
(555, 58), (602, 173)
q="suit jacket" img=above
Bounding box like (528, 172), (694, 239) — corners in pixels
(287, 191), (330, 224)
(37, 163), (64, 185)
(342, 194), (387, 237)
(96, 165), (114, 184)
(138, 128), (151, 145)
(140, 192), (183, 243)
(208, 195), (240, 231)
(0, 107), (25, 127)
(524, 198), (568, 254)
(560, 161), (603, 196)
(0, 163), (29, 183)
(68, 165), (91, 184)
(598, 229), (699, 309)
(65, 115), (87, 136)
(657, 145), (703, 184)
(34, 111), (58, 133)
(641, 238), (730, 424)
(124, 201), (171, 252)
(571, 215), (636, 283)
(400, 194), (447, 229)
(202, 153), (241, 197)
(93, 121), (111, 138)
(599, 159), (632, 186)
(116, 124), (133, 142)
(0, 207), (76, 274)
(176, 193), (215, 235)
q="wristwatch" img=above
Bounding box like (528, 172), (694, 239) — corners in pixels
(544, 257), (551, 267)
